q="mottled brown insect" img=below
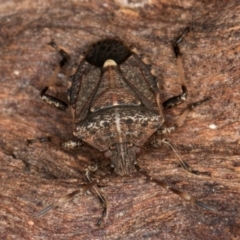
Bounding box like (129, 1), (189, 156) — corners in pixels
(34, 28), (216, 225)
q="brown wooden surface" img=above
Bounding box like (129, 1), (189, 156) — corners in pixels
(0, 0), (240, 239)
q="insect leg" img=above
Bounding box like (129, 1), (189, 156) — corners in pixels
(159, 96), (211, 135)
(162, 139), (211, 176)
(27, 136), (52, 145)
(41, 86), (68, 110)
(41, 40), (70, 110)
(162, 27), (190, 109)
(34, 189), (82, 218)
(157, 95), (211, 176)
(34, 166), (109, 224)
(85, 166), (108, 226)
(61, 139), (83, 149)
(135, 165), (217, 212)
(27, 138), (84, 155)
(48, 40), (69, 68)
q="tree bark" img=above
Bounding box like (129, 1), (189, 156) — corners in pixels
(0, 0), (239, 239)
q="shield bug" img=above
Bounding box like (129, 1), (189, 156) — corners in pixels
(33, 28), (216, 225)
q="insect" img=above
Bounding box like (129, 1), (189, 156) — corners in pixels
(33, 28), (216, 225)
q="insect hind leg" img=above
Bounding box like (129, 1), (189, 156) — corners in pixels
(85, 166), (108, 226)
(34, 165), (109, 226)
(135, 165), (217, 212)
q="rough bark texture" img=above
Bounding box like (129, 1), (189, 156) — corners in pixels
(0, 0), (240, 239)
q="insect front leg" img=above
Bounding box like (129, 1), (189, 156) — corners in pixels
(159, 27), (212, 134)
(41, 87), (68, 110)
(41, 40), (70, 110)
(162, 27), (189, 109)
(48, 40), (70, 68)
